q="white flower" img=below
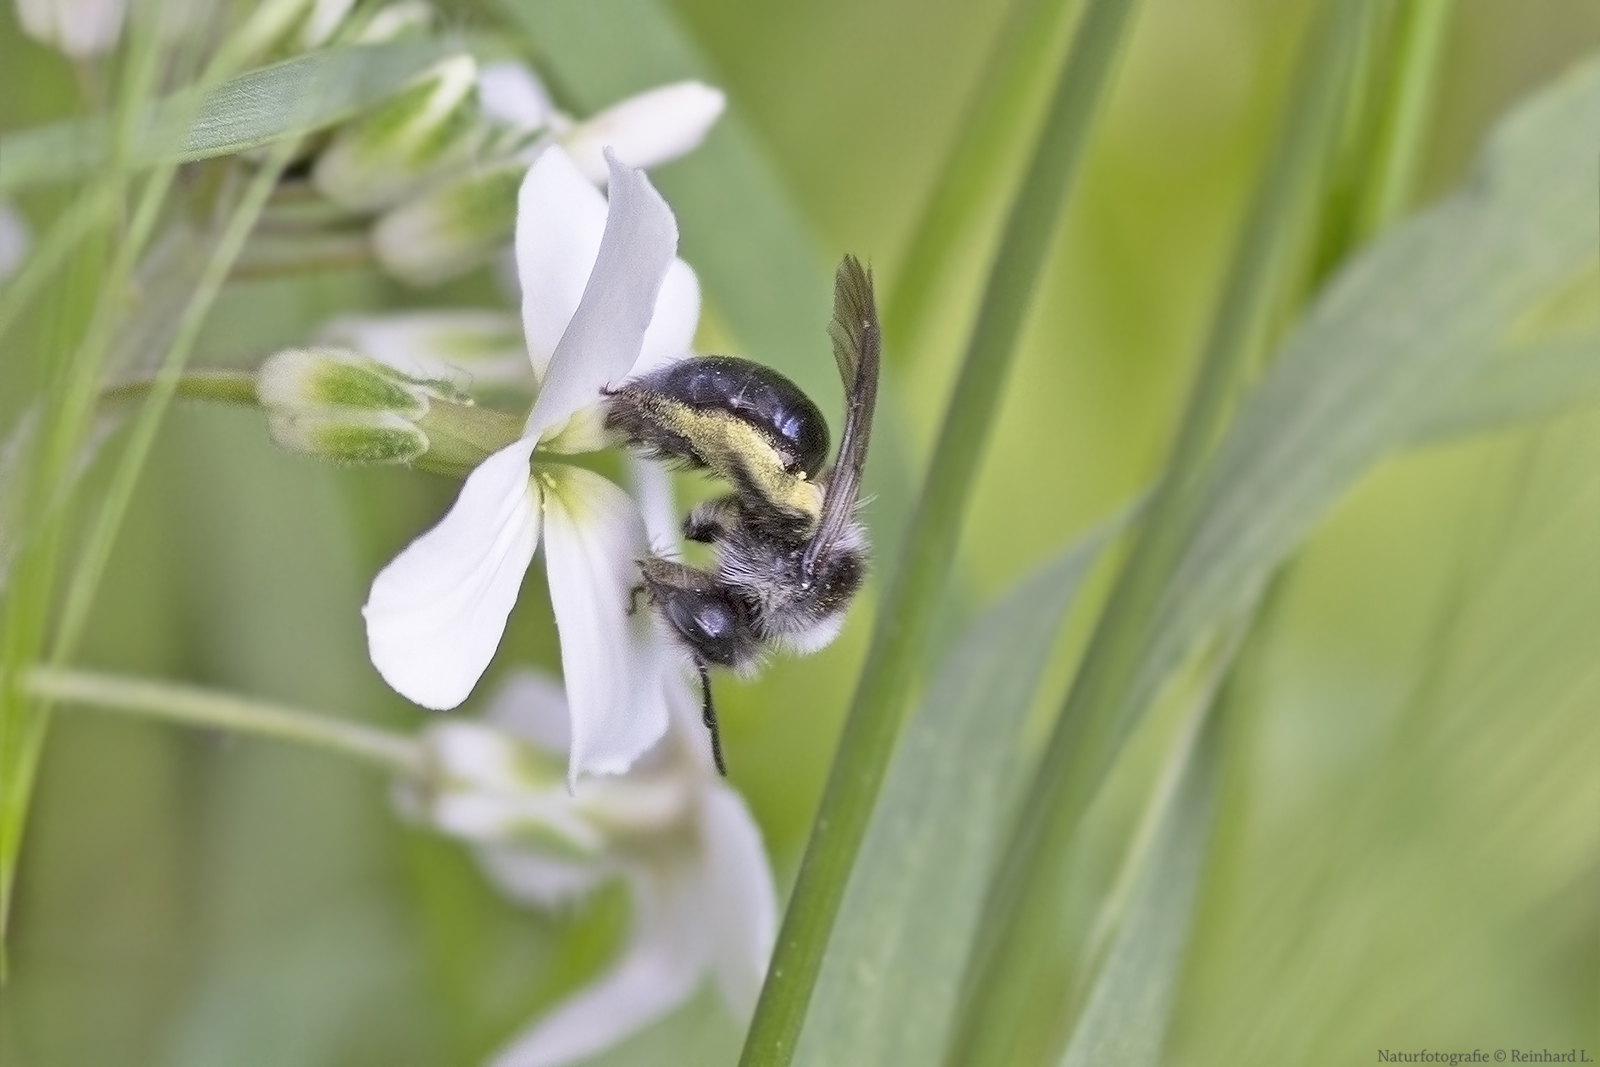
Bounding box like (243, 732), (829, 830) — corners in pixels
(372, 67), (725, 287)
(316, 310), (530, 389)
(476, 62), (726, 184)
(15, 0), (125, 57)
(558, 82), (726, 186)
(363, 146), (700, 782)
(477, 61), (556, 132)
(398, 669), (776, 1067)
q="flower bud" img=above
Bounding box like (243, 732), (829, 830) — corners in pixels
(267, 410), (429, 465)
(258, 347), (431, 465)
(15, 0), (127, 57)
(314, 54), (481, 212)
(258, 346), (429, 416)
(352, 0), (434, 43)
(297, 0), (355, 47)
(561, 81), (726, 184)
(371, 162), (523, 286)
(258, 346), (526, 473)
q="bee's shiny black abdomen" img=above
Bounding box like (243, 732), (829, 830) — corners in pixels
(612, 356), (830, 477)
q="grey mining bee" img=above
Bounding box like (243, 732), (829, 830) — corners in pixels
(602, 256), (880, 774)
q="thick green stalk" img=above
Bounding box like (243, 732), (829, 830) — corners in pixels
(26, 668), (422, 773)
(1355, 0), (1453, 239)
(883, 0), (1080, 350)
(941, 4), (1368, 1065)
(737, 2), (1141, 1063)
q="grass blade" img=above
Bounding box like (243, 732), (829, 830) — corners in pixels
(792, 517), (1123, 1067)
(942, 4), (1366, 1062)
(1057, 695), (1220, 1067)
(1406, 331), (1600, 443)
(1137, 53), (1600, 732)
(0, 40), (451, 193)
(736, 1), (1141, 1062)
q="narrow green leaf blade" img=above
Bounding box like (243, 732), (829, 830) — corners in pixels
(793, 520), (1120, 1067)
(0, 40), (452, 192)
(1406, 331), (1600, 443)
(1057, 709), (1220, 1067)
(1131, 56), (1600, 727)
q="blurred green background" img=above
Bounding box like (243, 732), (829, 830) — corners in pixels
(2, 0), (1598, 1064)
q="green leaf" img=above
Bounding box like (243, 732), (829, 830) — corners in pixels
(792, 519), (1120, 1067)
(1057, 706), (1220, 1067)
(0, 40), (453, 193)
(1405, 331), (1600, 443)
(1130, 54), (1600, 734)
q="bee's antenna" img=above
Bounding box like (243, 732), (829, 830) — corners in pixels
(695, 658), (728, 777)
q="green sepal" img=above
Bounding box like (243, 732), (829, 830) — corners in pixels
(411, 398), (525, 477)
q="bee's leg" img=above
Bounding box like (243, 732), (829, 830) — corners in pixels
(626, 582), (648, 616)
(695, 657), (727, 777)
(682, 494), (741, 543)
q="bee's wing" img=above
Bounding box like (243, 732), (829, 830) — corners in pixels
(805, 255), (880, 578)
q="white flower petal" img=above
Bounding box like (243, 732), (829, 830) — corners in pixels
(317, 310), (529, 386)
(627, 455), (680, 555)
(699, 784), (778, 1019)
(541, 467), (671, 782)
(0, 201), (30, 285)
(635, 258), (700, 376)
(488, 864), (709, 1067)
(476, 845), (612, 909)
(515, 147), (608, 381)
(364, 437), (541, 709)
(479, 61), (554, 131)
(16, 0), (126, 56)
(486, 668), (572, 755)
(562, 82), (727, 184)
(524, 151), (679, 442)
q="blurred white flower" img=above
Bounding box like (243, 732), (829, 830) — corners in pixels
(363, 146), (700, 782)
(373, 64), (724, 286)
(398, 669), (775, 1067)
(0, 201), (29, 284)
(15, 0), (125, 57)
(316, 310), (530, 388)
(477, 60), (555, 132)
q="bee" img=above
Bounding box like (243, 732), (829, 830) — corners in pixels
(602, 255), (881, 774)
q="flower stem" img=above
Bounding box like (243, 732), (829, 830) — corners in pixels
(737, 2), (1141, 1063)
(25, 667), (423, 774)
(100, 369), (260, 408)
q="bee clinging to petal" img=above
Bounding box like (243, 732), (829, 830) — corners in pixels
(603, 255), (881, 773)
